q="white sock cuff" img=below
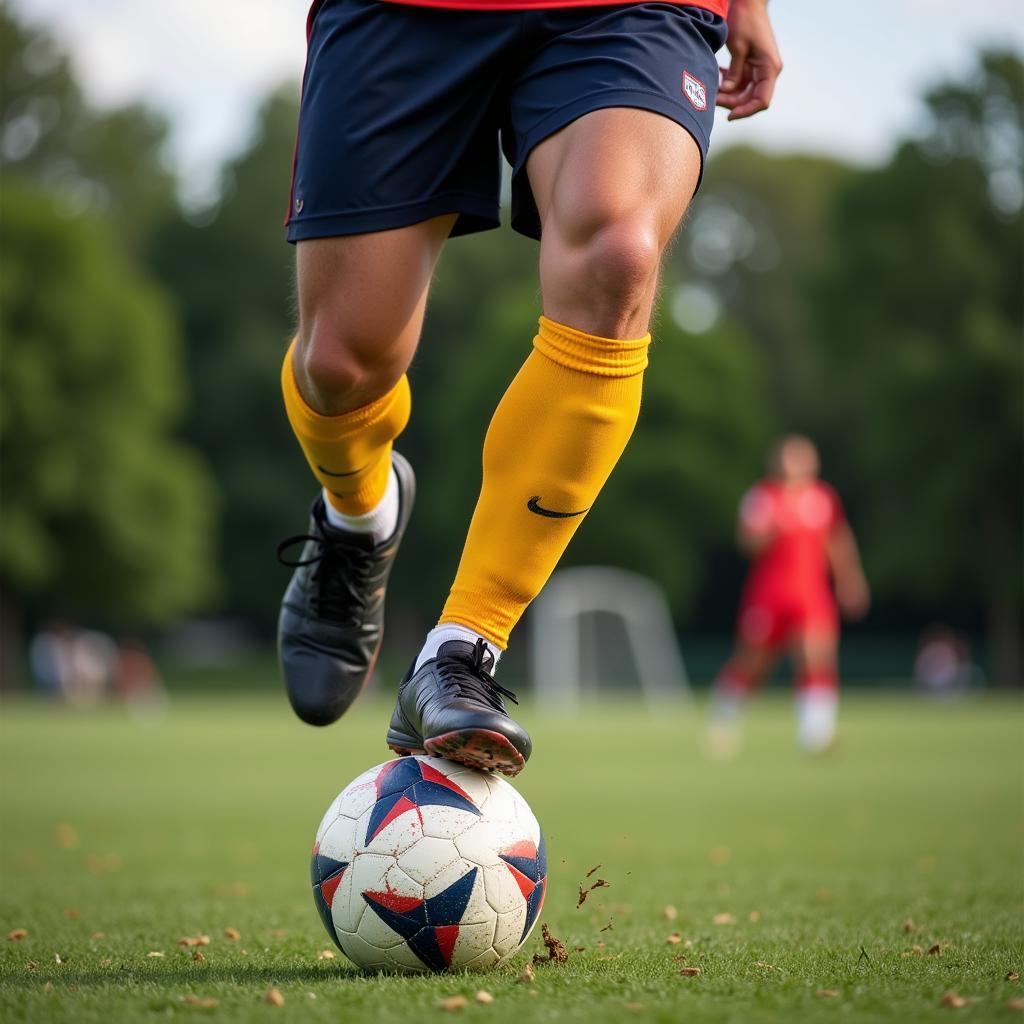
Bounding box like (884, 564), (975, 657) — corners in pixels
(322, 464), (399, 544)
(415, 624), (503, 673)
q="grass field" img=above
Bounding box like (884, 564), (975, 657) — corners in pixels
(1, 692), (1021, 1022)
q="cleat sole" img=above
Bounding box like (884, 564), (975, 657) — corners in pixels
(424, 729), (526, 778)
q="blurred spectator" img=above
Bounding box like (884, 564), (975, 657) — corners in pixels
(913, 625), (975, 697)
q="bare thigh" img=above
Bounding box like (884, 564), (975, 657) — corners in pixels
(294, 215), (455, 414)
(526, 108), (702, 338)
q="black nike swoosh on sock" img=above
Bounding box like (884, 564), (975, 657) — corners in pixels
(527, 496), (590, 519)
(317, 464), (364, 477)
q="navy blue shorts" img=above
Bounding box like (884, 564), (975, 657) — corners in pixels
(286, 1), (727, 242)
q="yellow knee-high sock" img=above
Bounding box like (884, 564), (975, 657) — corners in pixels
(281, 339), (411, 515)
(441, 316), (650, 648)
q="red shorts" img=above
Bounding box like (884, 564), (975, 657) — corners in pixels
(737, 590), (838, 651)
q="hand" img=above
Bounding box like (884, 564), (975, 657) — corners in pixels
(836, 573), (870, 622)
(717, 0), (783, 120)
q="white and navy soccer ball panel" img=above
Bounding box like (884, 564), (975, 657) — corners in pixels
(310, 756), (546, 972)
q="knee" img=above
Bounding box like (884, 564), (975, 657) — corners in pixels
(552, 213), (663, 326)
(295, 316), (406, 411)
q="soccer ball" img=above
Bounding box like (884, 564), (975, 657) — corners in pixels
(311, 755), (547, 972)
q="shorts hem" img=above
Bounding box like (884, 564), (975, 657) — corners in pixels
(511, 88), (712, 239)
(286, 192), (501, 242)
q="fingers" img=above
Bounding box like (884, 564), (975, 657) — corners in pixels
(722, 60), (781, 120)
(718, 48), (747, 96)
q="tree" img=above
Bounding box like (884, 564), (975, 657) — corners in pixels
(816, 52), (1023, 683)
(0, 181), (218, 681)
(0, 4), (177, 256)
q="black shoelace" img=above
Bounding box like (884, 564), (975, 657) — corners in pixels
(277, 531), (374, 625)
(437, 639), (519, 712)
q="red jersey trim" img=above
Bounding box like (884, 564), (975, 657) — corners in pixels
(377, 0), (728, 14)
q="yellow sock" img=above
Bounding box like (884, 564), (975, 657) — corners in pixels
(441, 316), (650, 648)
(281, 339), (411, 515)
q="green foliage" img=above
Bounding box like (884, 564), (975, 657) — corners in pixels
(0, 180), (218, 625)
(815, 51), (1023, 679)
(0, 3), (177, 254)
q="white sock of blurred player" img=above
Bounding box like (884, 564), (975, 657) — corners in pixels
(796, 685), (838, 753)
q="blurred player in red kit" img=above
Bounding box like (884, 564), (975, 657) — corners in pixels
(708, 436), (870, 755)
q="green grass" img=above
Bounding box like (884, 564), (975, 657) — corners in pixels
(1, 692), (1021, 1022)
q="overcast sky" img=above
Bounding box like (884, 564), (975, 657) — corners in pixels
(11, 0), (1024, 205)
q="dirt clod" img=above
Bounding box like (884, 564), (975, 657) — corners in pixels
(517, 964), (535, 984)
(263, 987), (285, 1007)
(224, 928), (241, 941)
(666, 932), (682, 945)
(817, 989), (840, 998)
(317, 950), (336, 960)
(712, 913), (735, 925)
(475, 990), (494, 1004)
(903, 919), (919, 933)
(939, 991), (967, 1009)
(1007, 997), (1024, 1013)
(192, 951), (205, 962)
(1007, 971), (1021, 982)
(7, 929), (27, 941)
(664, 905), (678, 920)
(533, 924), (568, 966)
(586, 864), (601, 878)
(679, 966), (701, 977)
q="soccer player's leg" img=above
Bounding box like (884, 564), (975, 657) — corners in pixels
(708, 602), (784, 758)
(388, 109), (703, 774)
(276, 0), (507, 726)
(279, 220), (452, 726)
(791, 604), (841, 753)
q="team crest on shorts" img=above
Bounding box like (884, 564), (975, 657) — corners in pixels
(682, 70), (708, 111)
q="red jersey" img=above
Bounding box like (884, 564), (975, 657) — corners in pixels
(739, 479), (845, 600)
(378, 0), (727, 14)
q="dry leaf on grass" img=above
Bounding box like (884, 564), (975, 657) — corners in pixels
(317, 950), (336, 960)
(178, 936), (211, 948)
(666, 932), (682, 945)
(437, 995), (467, 1011)
(99, 958), (113, 968)
(517, 963), (535, 984)
(192, 951), (205, 963)
(903, 919), (919, 933)
(748, 911), (762, 922)
(7, 929), (27, 941)
(1007, 971), (1021, 982)
(65, 909), (80, 919)
(664, 905), (678, 921)
(928, 943), (943, 955)
(224, 927), (241, 941)
(816, 989), (840, 999)
(679, 966), (702, 977)
(90, 932), (105, 940)
(475, 990), (494, 1004)
(147, 951), (165, 958)
(533, 924), (568, 966)
(586, 864), (601, 878)
(939, 991), (967, 1009)
(712, 913), (735, 925)
(755, 962), (776, 971)
(182, 995), (219, 1008)
(55, 824), (80, 849)
(1007, 997), (1024, 1013)
(25, 960), (37, 972)
(263, 988), (285, 1007)
(901, 945), (924, 957)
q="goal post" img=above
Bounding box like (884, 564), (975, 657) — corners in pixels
(529, 566), (691, 711)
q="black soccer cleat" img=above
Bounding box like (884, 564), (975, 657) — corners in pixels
(386, 638), (532, 777)
(276, 452), (415, 726)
